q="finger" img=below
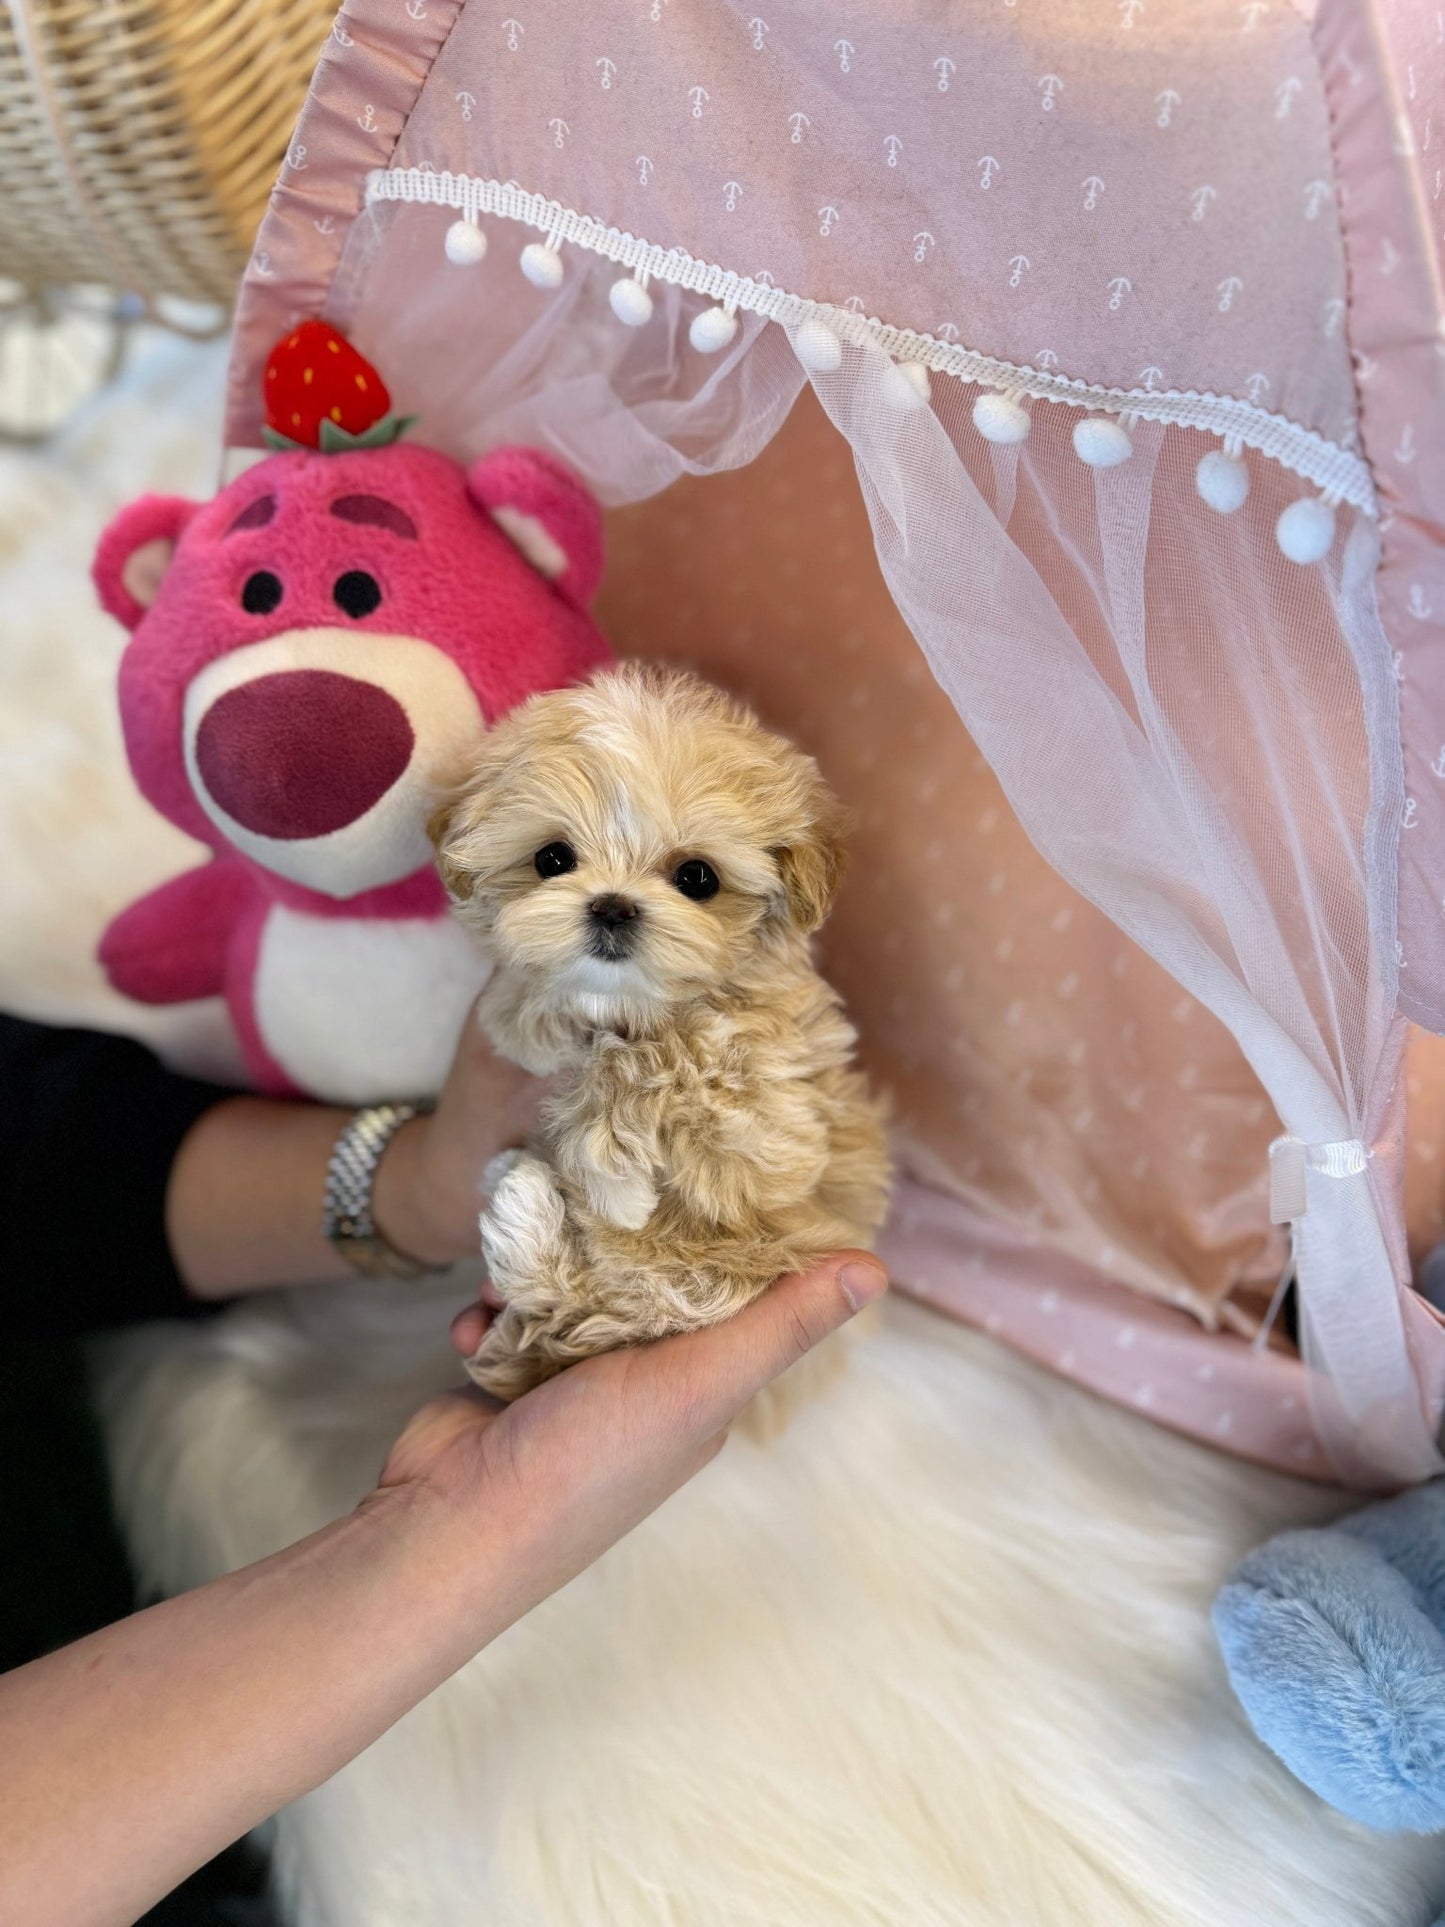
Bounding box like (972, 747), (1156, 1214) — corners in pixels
(656, 1251), (887, 1438)
(449, 1302), (491, 1357)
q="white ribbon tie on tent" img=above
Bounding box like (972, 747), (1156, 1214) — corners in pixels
(1268, 1134), (1443, 1487)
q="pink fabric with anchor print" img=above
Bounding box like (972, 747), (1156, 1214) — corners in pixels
(224, 0), (1445, 1487)
(234, 0), (1364, 450)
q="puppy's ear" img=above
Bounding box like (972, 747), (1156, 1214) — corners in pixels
(427, 797), (472, 901)
(428, 765), (502, 903)
(774, 797), (850, 934)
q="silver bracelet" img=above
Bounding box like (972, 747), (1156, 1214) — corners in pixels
(322, 1102), (443, 1279)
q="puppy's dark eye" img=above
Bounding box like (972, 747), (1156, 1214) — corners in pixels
(241, 569), (283, 615)
(334, 570), (382, 618)
(534, 841), (577, 879)
(672, 859), (720, 901)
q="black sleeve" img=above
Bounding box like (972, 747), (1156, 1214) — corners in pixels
(0, 1014), (241, 1339)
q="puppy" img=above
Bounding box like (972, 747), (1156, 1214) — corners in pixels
(431, 663), (891, 1399)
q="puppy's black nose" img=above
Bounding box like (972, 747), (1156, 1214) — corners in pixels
(589, 893), (640, 929)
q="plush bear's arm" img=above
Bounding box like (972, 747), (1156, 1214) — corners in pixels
(100, 862), (250, 1006)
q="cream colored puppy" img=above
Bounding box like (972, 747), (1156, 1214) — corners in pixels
(431, 663), (891, 1399)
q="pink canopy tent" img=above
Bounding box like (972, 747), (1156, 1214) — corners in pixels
(224, 0), (1445, 1490)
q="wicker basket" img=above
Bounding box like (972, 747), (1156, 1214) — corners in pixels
(0, 0), (331, 305)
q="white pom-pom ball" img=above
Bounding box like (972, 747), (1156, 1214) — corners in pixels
(444, 219), (487, 266)
(795, 320), (843, 374)
(973, 392), (1031, 445)
(1195, 448), (1250, 513)
(1072, 416), (1133, 468)
(609, 277), (654, 326)
(520, 242), (564, 289)
(690, 306), (739, 353)
(882, 360), (932, 411)
(1276, 496), (1336, 565)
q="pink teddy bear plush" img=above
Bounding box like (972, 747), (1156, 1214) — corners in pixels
(93, 408), (611, 1105)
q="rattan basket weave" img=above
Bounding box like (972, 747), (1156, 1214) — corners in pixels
(1, 0), (331, 305)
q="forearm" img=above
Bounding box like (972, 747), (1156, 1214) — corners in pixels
(0, 1251), (884, 1927)
(0, 1016), (240, 1335)
(166, 1098), (472, 1298)
(0, 1487), (499, 1927)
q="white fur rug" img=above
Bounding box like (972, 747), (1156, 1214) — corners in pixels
(4, 333), (1444, 1927)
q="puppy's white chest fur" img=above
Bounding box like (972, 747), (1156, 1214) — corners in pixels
(254, 905), (491, 1103)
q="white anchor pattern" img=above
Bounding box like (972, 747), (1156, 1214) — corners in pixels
(229, 59), (1418, 1505)
(365, 0), (1359, 436)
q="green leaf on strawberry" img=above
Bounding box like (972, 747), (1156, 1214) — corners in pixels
(261, 414), (417, 454)
(318, 413), (418, 451)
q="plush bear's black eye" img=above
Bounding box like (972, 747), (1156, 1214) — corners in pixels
(333, 570), (382, 619)
(241, 569), (283, 615)
(534, 841), (578, 879)
(672, 859), (720, 901)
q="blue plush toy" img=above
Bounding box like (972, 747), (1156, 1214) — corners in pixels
(1214, 1483), (1445, 1834)
(1215, 1250), (1445, 1843)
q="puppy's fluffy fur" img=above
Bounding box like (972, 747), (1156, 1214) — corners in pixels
(431, 663), (891, 1398)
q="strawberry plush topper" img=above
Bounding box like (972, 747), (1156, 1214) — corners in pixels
(262, 318), (415, 452)
(92, 323), (612, 1102)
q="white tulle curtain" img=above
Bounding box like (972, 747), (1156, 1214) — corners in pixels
(791, 323), (1427, 1486)
(330, 205), (1436, 1482)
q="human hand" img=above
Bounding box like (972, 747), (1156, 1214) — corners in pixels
(372, 1000), (546, 1269)
(375, 1253), (887, 1620)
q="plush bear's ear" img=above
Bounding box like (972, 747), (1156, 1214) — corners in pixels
(92, 496), (201, 630)
(466, 448), (605, 609)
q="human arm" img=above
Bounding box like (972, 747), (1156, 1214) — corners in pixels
(167, 1008), (543, 1295)
(0, 1014), (239, 1336)
(0, 1251), (887, 1927)
(0, 1005), (540, 1329)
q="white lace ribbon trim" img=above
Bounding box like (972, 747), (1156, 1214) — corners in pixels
(1268, 1133), (1370, 1224)
(364, 167), (1376, 514)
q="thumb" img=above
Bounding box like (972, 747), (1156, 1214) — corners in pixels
(661, 1251), (888, 1439)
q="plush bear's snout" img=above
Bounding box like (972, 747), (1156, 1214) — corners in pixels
(193, 668), (414, 841)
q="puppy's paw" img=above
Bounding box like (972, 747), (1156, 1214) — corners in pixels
(585, 1166), (659, 1231)
(464, 1309), (555, 1402)
(482, 1146), (526, 1199)
(480, 1154), (567, 1288)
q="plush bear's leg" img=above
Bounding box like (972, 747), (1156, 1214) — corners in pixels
(1214, 1484), (1445, 1831)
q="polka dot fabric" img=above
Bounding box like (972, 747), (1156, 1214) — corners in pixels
(602, 395), (1281, 1311)
(223, 0), (1445, 1479)
(596, 392), (1410, 1475)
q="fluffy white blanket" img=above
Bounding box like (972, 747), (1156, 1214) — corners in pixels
(3, 333), (1442, 1926)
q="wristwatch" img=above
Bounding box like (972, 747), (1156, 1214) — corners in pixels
(322, 1101), (443, 1279)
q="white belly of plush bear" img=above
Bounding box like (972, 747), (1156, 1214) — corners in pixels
(254, 904), (491, 1105)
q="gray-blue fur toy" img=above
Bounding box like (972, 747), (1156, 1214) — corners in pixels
(1214, 1245), (1445, 1846)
